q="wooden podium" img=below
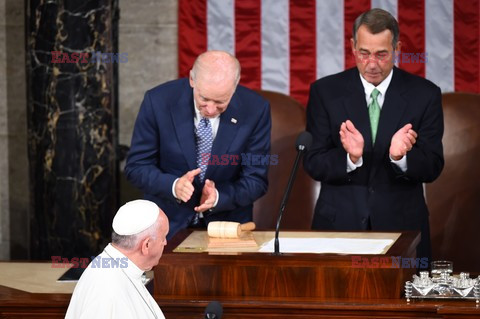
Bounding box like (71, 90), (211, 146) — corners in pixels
(153, 230), (425, 318)
(0, 231), (479, 319)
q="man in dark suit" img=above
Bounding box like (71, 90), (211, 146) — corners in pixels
(125, 51), (271, 239)
(304, 8), (444, 261)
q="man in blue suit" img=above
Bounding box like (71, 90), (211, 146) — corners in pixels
(304, 9), (444, 261)
(125, 51), (271, 239)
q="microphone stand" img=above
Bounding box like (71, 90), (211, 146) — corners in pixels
(274, 144), (306, 255)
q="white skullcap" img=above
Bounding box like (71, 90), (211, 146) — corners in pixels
(112, 200), (160, 236)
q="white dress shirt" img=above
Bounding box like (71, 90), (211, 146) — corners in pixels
(347, 69), (407, 173)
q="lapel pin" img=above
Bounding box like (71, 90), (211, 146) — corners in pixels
(231, 118), (237, 124)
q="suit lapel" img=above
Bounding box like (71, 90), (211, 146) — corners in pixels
(207, 94), (241, 178)
(171, 86), (197, 171)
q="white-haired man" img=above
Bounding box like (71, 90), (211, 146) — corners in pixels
(66, 199), (169, 319)
(125, 50), (271, 239)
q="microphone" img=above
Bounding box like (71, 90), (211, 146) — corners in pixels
(274, 131), (313, 255)
(204, 300), (223, 319)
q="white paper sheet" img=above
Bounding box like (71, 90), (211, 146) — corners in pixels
(258, 237), (395, 254)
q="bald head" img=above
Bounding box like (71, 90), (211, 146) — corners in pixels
(189, 51), (241, 118)
(191, 51), (241, 90)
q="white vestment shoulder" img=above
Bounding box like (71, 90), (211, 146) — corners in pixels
(65, 244), (165, 319)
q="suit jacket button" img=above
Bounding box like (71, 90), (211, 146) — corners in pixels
(369, 187), (374, 193)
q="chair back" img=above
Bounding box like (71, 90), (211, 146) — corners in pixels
(426, 92), (480, 272)
(253, 90), (319, 229)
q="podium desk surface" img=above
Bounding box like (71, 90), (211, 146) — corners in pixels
(166, 229), (419, 260)
(175, 230), (400, 254)
(0, 262), (76, 294)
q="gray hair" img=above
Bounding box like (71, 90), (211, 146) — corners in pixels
(352, 8), (399, 49)
(111, 217), (160, 250)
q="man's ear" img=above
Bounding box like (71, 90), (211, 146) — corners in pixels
(394, 41), (402, 54)
(189, 70), (195, 88)
(141, 237), (150, 255)
(351, 38), (356, 54)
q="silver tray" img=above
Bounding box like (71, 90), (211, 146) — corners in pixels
(405, 271), (480, 302)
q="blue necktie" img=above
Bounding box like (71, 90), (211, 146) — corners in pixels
(195, 117), (213, 183)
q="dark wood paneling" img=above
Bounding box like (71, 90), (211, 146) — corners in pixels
(155, 230), (420, 299)
(156, 297), (480, 319)
(1, 286), (480, 318)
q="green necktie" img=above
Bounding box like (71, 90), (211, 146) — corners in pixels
(369, 88), (381, 144)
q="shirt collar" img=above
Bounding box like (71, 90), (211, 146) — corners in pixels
(359, 68), (393, 99)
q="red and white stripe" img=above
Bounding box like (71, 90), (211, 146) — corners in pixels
(178, 0), (480, 106)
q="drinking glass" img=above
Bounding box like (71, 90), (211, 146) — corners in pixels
(430, 260), (453, 279)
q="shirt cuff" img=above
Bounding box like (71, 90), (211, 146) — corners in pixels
(390, 154), (408, 172)
(347, 154), (363, 173)
(172, 178), (179, 199)
(213, 189), (219, 208)
(202, 189), (219, 217)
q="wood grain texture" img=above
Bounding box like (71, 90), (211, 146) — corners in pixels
(207, 232), (258, 248)
(155, 230), (420, 299)
(156, 297), (480, 319)
(1, 230), (477, 318)
(1, 284), (480, 318)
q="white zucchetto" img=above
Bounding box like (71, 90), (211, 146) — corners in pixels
(112, 200), (160, 235)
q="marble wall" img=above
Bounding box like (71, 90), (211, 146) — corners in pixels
(0, 0), (178, 260)
(26, 0), (119, 259)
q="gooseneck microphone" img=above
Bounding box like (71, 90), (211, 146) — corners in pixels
(204, 300), (223, 319)
(274, 131), (313, 255)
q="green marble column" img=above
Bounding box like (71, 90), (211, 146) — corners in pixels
(26, 0), (119, 259)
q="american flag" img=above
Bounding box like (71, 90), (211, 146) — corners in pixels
(178, 0), (480, 106)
